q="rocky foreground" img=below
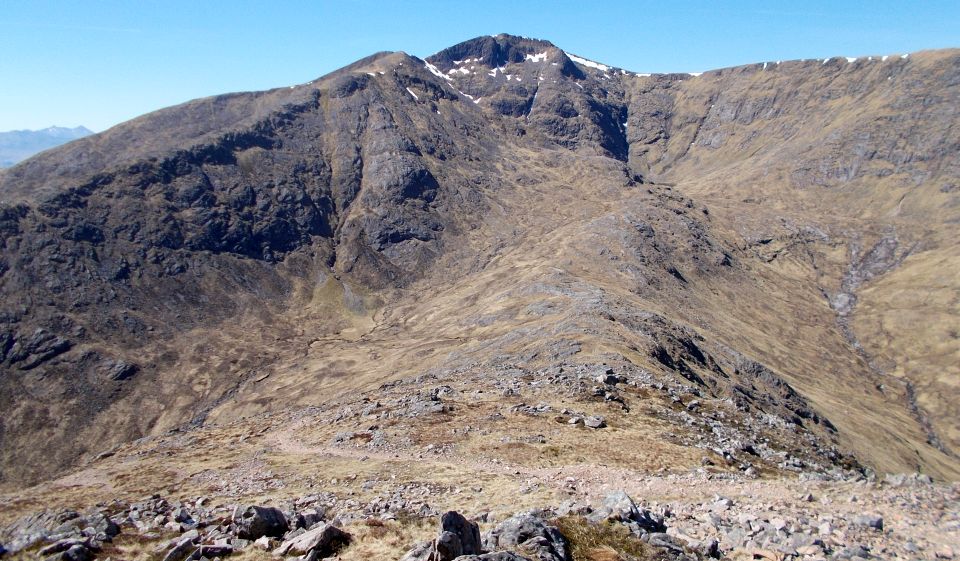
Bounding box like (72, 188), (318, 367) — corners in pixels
(1, 472), (956, 561)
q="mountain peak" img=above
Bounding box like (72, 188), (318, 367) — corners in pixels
(428, 34), (558, 70)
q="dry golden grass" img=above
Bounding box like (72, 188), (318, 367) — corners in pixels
(554, 516), (665, 561)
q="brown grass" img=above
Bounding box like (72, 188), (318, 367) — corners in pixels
(553, 516), (665, 561)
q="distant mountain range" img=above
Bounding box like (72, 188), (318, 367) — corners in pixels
(0, 126), (92, 168)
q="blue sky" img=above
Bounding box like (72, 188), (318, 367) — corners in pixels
(1, 0), (957, 132)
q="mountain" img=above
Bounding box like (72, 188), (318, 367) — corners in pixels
(0, 126), (93, 168)
(0, 34), (958, 561)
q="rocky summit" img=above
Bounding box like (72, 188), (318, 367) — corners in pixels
(0, 34), (958, 561)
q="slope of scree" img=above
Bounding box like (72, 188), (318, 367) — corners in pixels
(0, 34), (958, 494)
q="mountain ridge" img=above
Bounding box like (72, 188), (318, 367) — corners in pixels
(0, 33), (957, 495)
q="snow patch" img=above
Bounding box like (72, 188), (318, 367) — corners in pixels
(565, 52), (610, 72)
(406, 87), (419, 101)
(637, 73), (651, 77)
(367, 72), (377, 77)
(882, 55), (889, 62)
(901, 53), (909, 59)
(449, 67), (471, 76)
(762, 62), (768, 70)
(425, 62), (453, 81)
(525, 52), (548, 63)
(845, 57), (857, 63)
(688, 72), (703, 77)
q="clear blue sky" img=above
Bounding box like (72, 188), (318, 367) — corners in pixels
(2, 0), (957, 132)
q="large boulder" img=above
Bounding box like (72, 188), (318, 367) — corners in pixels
(275, 523), (351, 557)
(441, 511), (482, 555)
(586, 491), (665, 534)
(483, 514), (571, 561)
(233, 506), (288, 540)
(400, 511), (484, 561)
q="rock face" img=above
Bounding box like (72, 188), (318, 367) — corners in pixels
(0, 33), (958, 489)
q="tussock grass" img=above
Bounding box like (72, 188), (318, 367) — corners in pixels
(337, 516), (435, 561)
(553, 516), (665, 561)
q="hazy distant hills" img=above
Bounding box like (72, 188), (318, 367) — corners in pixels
(0, 126), (92, 168)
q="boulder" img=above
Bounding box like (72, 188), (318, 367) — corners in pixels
(436, 531), (463, 560)
(186, 545), (233, 560)
(275, 523), (351, 557)
(161, 534), (200, 561)
(441, 511), (482, 555)
(233, 506), (288, 539)
(584, 416), (606, 429)
(852, 514), (883, 531)
(399, 541), (433, 561)
(587, 491), (665, 534)
(483, 514), (571, 561)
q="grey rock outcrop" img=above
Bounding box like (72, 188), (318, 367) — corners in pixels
(587, 490), (666, 534)
(483, 514), (571, 561)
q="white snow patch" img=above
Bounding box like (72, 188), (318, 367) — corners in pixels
(538, 76), (544, 81)
(525, 52), (548, 63)
(762, 62), (768, 70)
(638, 73), (651, 77)
(565, 52), (611, 72)
(379, 71), (385, 75)
(901, 53), (909, 59)
(473, 97), (481, 104)
(406, 87), (419, 101)
(882, 55), (889, 62)
(367, 72), (377, 77)
(688, 72), (703, 77)
(425, 62), (453, 81)
(822, 58), (830, 64)
(575, 82), (583, 89)
(458, 90), (475, 100)
(488, 66), (505, 78)
(449, 67), (471, 76)
(506, 74), (513, 81)
(845, 57), (857, 63)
